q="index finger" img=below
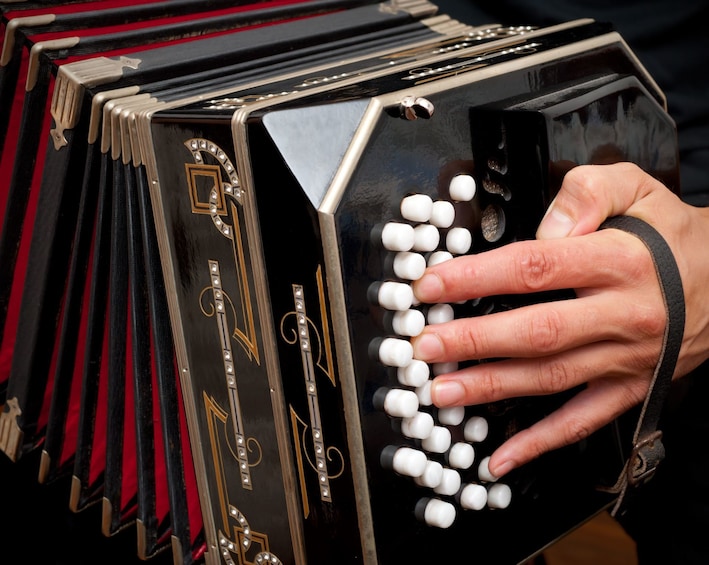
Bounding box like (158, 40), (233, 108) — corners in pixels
(412, 228), (646, 304)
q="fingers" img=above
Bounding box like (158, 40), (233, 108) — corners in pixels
(428, 340), (656, 407)
(412, 290), (652, 364)
(486, 374), (647, 477)
(537, 162), (661, 239)
(411, 242), (664, 367)
(412, 227), (650, 305)
(427, 341), (654, 478)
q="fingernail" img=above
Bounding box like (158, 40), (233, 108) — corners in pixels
(537, 206), (575, 239)
(431, 379), (465, 406)
(489, 459), (515, 478)
(412, 333), (443, 361)
(412, 273), (443, 302)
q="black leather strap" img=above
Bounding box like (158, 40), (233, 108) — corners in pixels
(599, 216), (686, 514)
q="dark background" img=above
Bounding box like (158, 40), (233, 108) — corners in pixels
(0, 449), (174, 564)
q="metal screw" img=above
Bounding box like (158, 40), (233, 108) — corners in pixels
(399, 96), (434, 120)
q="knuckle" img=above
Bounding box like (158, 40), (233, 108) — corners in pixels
(516, 247), (557, 292)
(561, 164), (587, 189)
(622, 238), (654, 274)
(526, 309), (564, 353)
(475, 367), (503, 402)
(562, 416), (593, 445)
(517, 428), (552, 462)
(606, 236), (666, 339)
(626, 341), (664, 374)
(564, 166), (605, 204)
(628, 301), (666, 340)
(537, 358), (574, 394)
(639, 307), (667, 340)
(512, 412), (593, 463)
(461, 324), (487, 359)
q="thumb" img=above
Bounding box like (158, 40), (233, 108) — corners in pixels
(536, 163), (656, 239)
(536, 200), (576, 239)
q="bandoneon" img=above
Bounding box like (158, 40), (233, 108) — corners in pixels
(0, 1), (679, 564)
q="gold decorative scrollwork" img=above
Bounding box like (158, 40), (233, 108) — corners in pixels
(199, 285), (243, 354)
(289, 407), (345, 519)
(279, 267), (335, 385)
(279, 306), (331, 383)
(204, 393), (279, 565)
(280, 270), (345, 517)
(185, 137), (259, 363)
(203, 261), (262, 491)
(218, 525), (282, 565)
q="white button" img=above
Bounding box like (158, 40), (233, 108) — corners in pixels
(446, 227), (472, 255)
(464, 416), (489, 443)
(413, 224), (440, 252)
(427, 303), (454, 324)
(401, 411), (435, 439)
(382, 388), (419, 418)
(487, 483), (512, 509)
(391, 309), (425, 337)
(433, 468), (461, 496)
(447, 442), (475, 469)
(397, 359), (430, 387)
(378, 337), (414, 368)
(421, 426), (451, 453)
(430, 200), (455, 228)
(414, 460), (443, 489)
(377, 281), (414, 311)
(400, 194), (433, 222)
(478, 456), (498, 482)
(393, 251), (426, 280)
(438, 406), (465, 426)
(432, 361), (458, 376)
(421, 498), (456, 529)
(427, 250), (453, 266)
(381, 222), (415, 251)
(460, 483), (487, 510)
(391, 447), (427, 477)
(449, 174), (476, 201)
(415, 380), (433, 406)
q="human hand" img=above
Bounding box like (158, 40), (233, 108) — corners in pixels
(410, 162), (709, 478)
